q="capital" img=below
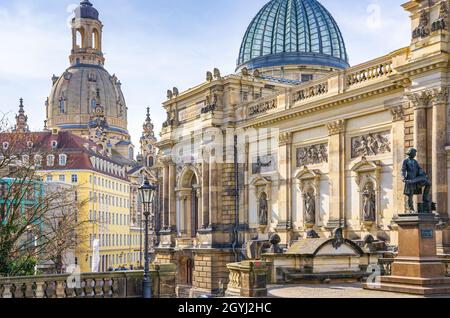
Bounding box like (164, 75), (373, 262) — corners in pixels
(407, 90), (432, 109)
(278, 132), (292, 146)
(390, 105), (405, 122)
(327, 119), (346, 136)
(431, 87), (449, 105)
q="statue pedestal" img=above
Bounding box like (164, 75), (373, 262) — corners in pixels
(364, 214), (450, 296)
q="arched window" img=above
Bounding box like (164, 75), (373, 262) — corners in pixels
(147, 156), (154, 167)
(128, 147), (134, 160)
(47, 155), (55, 167)
(76, 29), (84, 49)
(59, 154), (67, 166)
(92, 29), (100, 50)
(34, 155), (42, 167)
(59, 99), (65, 114)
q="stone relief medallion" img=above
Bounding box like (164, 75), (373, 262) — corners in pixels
(351, 131), (391, 159)
(296, 144), (328, 167)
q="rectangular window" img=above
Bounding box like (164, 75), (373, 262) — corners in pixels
(71, 174), (78, 184)
(301, 74), (314, 82)
(46, 175), (53, 182)
(59, 155), (67, 166)
(59, 175), (66, 183)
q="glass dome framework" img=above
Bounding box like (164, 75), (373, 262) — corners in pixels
(237, 0), (349, 71)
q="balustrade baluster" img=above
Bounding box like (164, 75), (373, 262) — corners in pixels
(34, 282), (45, 298)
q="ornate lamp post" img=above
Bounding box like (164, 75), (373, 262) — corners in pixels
(138, 177), (157, 299)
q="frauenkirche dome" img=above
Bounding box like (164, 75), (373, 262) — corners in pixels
(237, 0), (349, 72)
(47, 1), (130, 142)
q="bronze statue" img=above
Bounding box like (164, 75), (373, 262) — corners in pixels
(402, 148), (432, 213)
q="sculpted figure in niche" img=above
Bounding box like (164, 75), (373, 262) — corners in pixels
(304, 190), (316, 225)
(362, 182), (376, 222)
(258, 192), (268, 226)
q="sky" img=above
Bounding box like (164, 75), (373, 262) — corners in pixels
(0, 0), (411, 149)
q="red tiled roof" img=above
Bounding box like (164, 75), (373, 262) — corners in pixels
(0, 131), (129, 181)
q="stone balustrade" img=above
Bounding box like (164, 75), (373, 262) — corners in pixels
(346, 58), (394, 87)
(242, 52), (403, 120)
(0, 263), (176, 298)
(225, 261), (270, 298)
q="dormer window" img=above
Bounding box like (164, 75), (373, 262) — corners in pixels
(59, 154), (67, 166)
(27, 141), (33, 149)
(51, 140), (58, 149)
(2, 142), (9, 150)
(47, 155), (55, 167)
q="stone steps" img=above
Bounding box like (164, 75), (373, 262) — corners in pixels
(364, 281), (450, 296)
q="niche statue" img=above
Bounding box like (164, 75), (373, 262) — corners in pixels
(304, 191), (316, 225)
(362, 183), (376, 222)
(402, 148), (434, 213)
(258, 192), (268, 226)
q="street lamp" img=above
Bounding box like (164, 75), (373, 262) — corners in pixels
(138, 177), (157, 299)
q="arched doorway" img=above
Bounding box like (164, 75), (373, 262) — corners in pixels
(176, 166), (201, 238)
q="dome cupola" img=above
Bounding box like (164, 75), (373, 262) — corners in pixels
(74, 0), (99, 21)
(237, 0), (349, 72)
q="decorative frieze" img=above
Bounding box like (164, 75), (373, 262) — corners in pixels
(248, 99), (277, 117)
(351, 131), (391, 159)
(293, 82), (328, 103)
(296, 144), (328, 167)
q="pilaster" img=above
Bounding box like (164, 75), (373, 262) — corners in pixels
(326, 119), (346, 229)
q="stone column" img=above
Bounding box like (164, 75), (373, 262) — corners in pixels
(431, 87), (449, 217)
(408, 91), (432, 170)
(277, 132), (292, 244)
(162, 163), (169, 230)
(168, 162), (177, 232)
(327, 120), (346, 229)
(209, 155), (219, 226)
(202, 149), (210, 228)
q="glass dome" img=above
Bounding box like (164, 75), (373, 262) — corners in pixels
(237, 0), (349, 71)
